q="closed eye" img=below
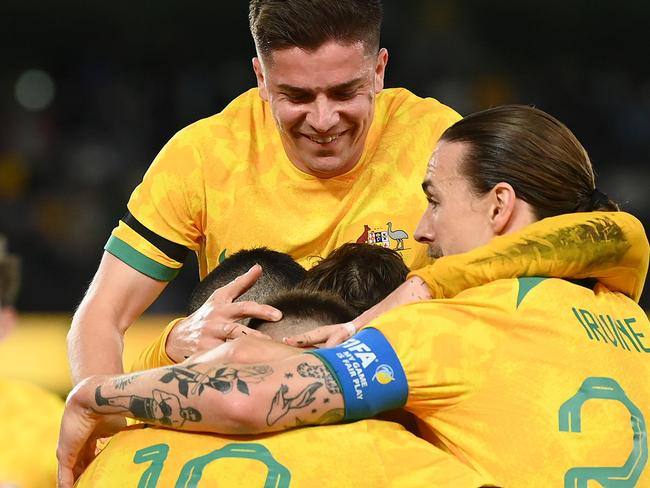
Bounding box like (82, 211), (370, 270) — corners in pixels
(331, 90), (357, 101)
(283, 92), (312, 103)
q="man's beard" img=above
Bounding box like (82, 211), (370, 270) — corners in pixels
(427, 246), (443, 259)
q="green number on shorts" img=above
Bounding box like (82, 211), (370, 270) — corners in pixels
(133, 443), (170, 488)
(133, 442), (290, 488)
(559, 377), (647, 487)
(176, 443), (291, 488)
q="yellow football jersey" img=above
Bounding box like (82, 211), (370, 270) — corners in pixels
(106, 87), (460, 280)
(0, 378), (63, 488)
(133, 211), (650, 372)
(410, 211), (649, 303)
(368, 278), (650, 486)
(76, 420), (490, 487)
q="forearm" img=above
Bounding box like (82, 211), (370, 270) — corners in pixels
(353, 276), (431, 328)
(69, 252), (168, 383)
(68, 304), (126, 383)
(74, 352), (344, 435)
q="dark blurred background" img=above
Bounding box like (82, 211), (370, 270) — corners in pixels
(1, 0), (649, 313)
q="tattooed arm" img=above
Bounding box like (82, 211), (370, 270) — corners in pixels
(57, 351), (343, 487)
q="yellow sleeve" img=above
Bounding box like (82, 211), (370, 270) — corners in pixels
(130, 318), (182, 371)
(410, 211), (649, 302)
(106, 127), (206, 281)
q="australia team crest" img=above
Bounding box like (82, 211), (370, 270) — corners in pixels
(356, 222), (409, 251)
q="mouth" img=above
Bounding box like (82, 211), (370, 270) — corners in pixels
(304, 130), (347, 145)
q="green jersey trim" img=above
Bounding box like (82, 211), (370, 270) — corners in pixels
(516, 276), (548, 308)
(105, 236), (180, 281)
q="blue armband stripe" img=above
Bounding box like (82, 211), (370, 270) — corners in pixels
(308, 328), (408, 421)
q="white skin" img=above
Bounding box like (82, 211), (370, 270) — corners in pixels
(284, 140), (537, 347)
(253, 40), (388, 178)
(68, 41), (388, 384)
(413, 140), (533, 257)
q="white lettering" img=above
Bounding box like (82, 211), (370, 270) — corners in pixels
(352, 378), (363, 399)
(347, 342), (372, 354)
(355, 352), (376, 368)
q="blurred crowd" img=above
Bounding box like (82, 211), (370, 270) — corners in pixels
(1, 0), (649, 311)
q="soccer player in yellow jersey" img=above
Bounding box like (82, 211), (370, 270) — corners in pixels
(75, 290), (489, 488)
(74, 248), (488, 488)
(0, 237), (64, 488)
(67, 0), (462, 384)
(68, 0), (643, 392)
(59, 105), (650, 487)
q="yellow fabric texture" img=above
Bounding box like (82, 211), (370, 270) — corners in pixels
(124, 87), (459, 371)
(76, 420), (489, 488)
(410, 211), (649, 302)
(132, 318), (180, 371)
(0, 378), (63, 488)
(111, 87), (460, 278)
(369, 277), (650, 486)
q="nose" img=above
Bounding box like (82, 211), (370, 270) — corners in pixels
(305, 94), (340, 133)
(414, 207), (434, 244)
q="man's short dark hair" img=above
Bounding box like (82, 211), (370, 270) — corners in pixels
(299, 243), (409, 316)
(249, 0), (383, 59)
(248, 289), (356, 340)
(0, 236), (20, 308)
(187, 247), (306, 315)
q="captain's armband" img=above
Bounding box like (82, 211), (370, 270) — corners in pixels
(308, 328), (408, 421)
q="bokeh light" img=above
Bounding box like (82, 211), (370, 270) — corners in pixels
(14, 69), (56, 111)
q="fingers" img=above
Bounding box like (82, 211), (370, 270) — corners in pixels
(283, 325), (336, 347)
(72, 438), (98, 481)
(221, 322), (271, 341)
(57, 414), (93, 488)
(57, 430), (84, 488)
(224, 301), (282, 322)
(324, 328), (353, 347)
(284, 323), (357, 348)
(208, 264), (263, 304)
(58, 465), (74, 488)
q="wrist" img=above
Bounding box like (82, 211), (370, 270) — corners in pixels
(68, 374), (106, 412)
(408, 275), (432, 300)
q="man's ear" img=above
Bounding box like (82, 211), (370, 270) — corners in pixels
(489, 182), (517, 235)
(373, 48), (388, 93)
(252, 57), (269, 101)
(0, 306), (17, 341)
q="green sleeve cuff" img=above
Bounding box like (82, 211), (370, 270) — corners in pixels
(105, 236), (180, 281)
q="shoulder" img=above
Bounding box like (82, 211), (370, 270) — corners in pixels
(169, 88), (268, 148)
(368, 279), (521, 338)
(376, 87), (461, 125)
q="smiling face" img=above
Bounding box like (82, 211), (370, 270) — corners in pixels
(253, 41), (388, 178)
(414, 141), (497, 258)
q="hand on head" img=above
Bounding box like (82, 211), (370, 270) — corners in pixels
(284, 276), (431, 347)
(166, 264), (281, 362)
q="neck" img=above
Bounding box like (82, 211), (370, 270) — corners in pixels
(500, 199), (538, 236)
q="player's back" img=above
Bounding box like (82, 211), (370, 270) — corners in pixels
(77, 418), (488, 487)
(373, 277), (650, 486)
